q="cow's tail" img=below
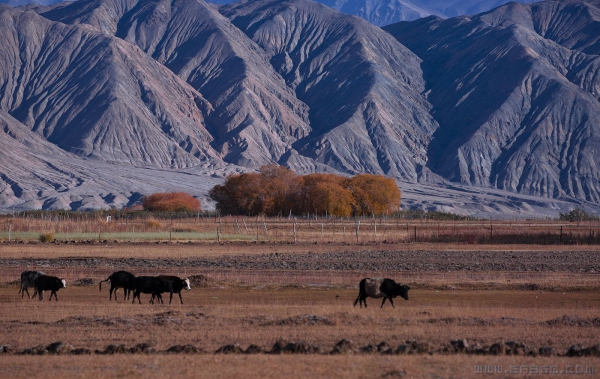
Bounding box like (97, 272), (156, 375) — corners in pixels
(99, 276), (111, 292)
(353, 278), (366, 306)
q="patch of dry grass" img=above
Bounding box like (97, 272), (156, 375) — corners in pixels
(0, 287), (599, 352)
(0, 242), (598, 377)
(0, 351), (599, 379)
(2, 240), (600, 260)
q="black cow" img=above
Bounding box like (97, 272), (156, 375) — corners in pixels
(99, 271), (136, 301)
(35, 275), (67, 301)
(152, 276), (191, 304)
(132, 276), (173, 304)
(354, 278), (410, 308)
(18, 270), (44, 299)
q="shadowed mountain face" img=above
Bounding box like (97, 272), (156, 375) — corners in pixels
(41, 0), (438, 178)
(385, 0), (600, 202)
(221, 0), (438, 180)
(43, 0), (312, 168)
(0, 5), (221, 169)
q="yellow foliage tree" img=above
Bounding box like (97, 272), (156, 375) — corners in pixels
(345, 174), (401, 216)
(294, 174), (354, 216)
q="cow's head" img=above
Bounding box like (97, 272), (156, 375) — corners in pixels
(394, 284), (409, 300)
(61, 279), (67, 288)
(183, 278), (191, 291)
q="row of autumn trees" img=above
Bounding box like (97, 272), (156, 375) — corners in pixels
(209, 165), (401, 217)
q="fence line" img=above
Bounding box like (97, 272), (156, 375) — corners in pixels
(1, 214), (600, 245)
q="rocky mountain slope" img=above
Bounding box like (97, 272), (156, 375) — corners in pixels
(315, 0), (528, 25)
(220, 0), (438, 179)
(0, 4), (222, 169)
(41, 0), (314, 168)
(2, 0), (541, 25)
(385, 0), (600, 203)
(210, 0), (540, 26)
(38, 0), (440, 179)
(1, 0), (600, 215)
(0, 108), (227, 210)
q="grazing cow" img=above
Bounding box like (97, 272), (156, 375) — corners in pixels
(35, 275), (66, 301)
(18, 271), (44, 299)
(99, 271), (136, 301)
(353, 278), (410, 308)
(132, 276), (173, 304)
(153, 276), (191, 304)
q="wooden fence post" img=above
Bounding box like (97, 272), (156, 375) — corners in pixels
(560, 226), (563, 243)
(293, 222), (297, 243)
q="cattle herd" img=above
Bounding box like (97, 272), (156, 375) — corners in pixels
(19, 270), (191, 304)
(19, 271), (409, 307)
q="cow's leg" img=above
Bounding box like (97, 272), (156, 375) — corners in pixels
(38, 290), (44, 301)
(389, 297), (395, 308)
(381, 297), (387, 308)
(124, 289), (129, 301)
(23, 287), (29, 299)
(49, 291), (57, 301)
(31, 288), (38, 299)
(178, 292), (183, 304)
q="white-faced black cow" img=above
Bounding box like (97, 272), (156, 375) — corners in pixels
(19, 270), (44, 299)
(152, 276), (191, 304)
(99, 271), (136, 301)
(353, 278), (410, 308)
(132, 276), (173, 304)
(35, 274), (67, 301)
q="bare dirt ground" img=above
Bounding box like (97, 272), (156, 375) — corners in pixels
(0, 242), (599, 378)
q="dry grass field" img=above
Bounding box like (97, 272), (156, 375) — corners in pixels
(0, 240), (599, 378)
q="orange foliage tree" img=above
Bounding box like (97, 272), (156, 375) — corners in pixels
(293, 174), (354, 217)
(142, 192), (201, 212)
(210, 166), (400, 217)
(209, 166), (301, 216)
(345, 174), (401, 216)
(209, 172), (271, 215)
